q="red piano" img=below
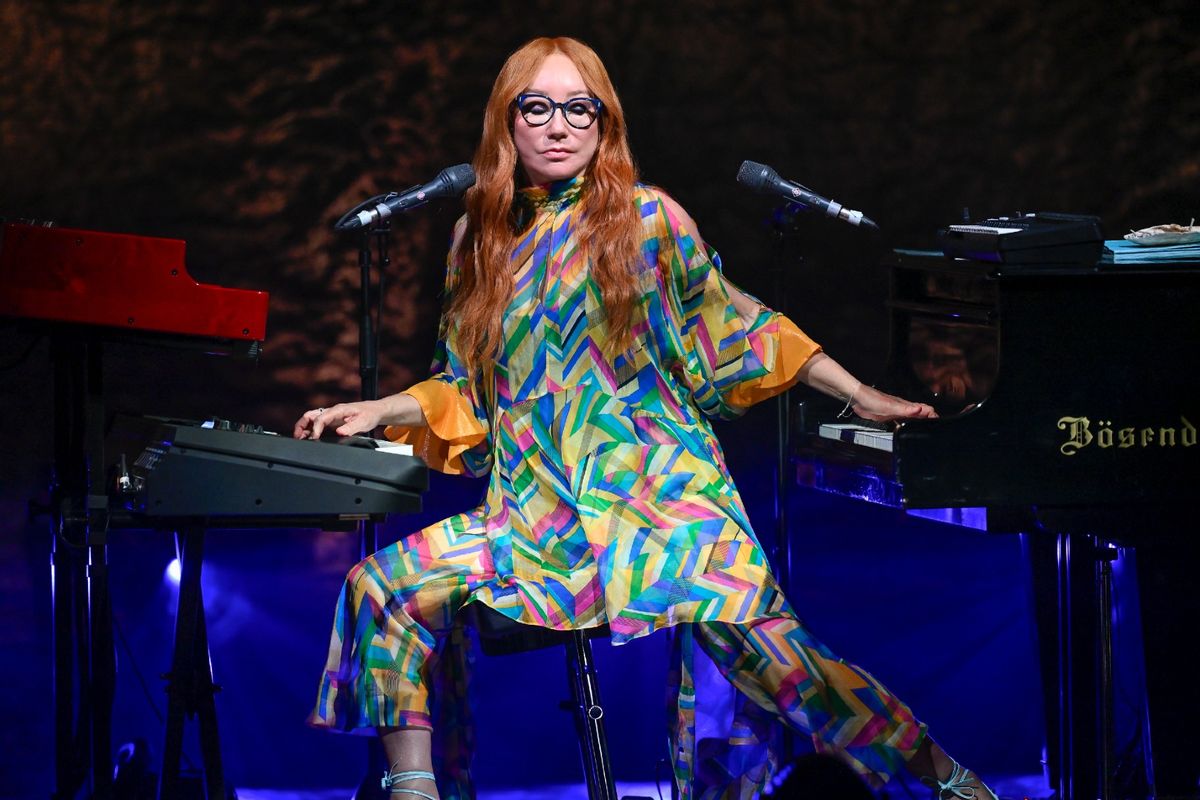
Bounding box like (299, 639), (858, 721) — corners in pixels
(0, 221), (268, 349)
(0, 220), (269, 800)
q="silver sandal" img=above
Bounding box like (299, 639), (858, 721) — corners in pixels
(921, 758), (998, 800)
(381, 765), (437, 799)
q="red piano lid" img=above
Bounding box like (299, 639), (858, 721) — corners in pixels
(0, 222), (268, 341)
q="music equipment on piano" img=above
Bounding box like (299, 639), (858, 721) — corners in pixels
(108, 415), (427, 522)
(938, 211), (1103, 265)
(795, 247), (1200, 800)
(0, 221), (268, 355)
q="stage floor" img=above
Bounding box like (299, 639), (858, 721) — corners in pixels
(234, 771), (1052, 799)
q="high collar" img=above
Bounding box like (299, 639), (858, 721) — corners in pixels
(516, 173), (587, 212)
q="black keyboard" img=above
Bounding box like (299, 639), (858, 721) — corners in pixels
(107, 415), (427, 522)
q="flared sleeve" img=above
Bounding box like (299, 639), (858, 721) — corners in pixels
(384, 223), (493, 477)
(652, 193), (822, 419)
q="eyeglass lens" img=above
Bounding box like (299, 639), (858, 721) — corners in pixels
(517, 94), (601, 129)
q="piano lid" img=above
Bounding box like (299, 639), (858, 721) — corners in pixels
(0, 222), (268, 343)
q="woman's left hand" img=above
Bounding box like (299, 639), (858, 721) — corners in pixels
(850, 385), (938, 422)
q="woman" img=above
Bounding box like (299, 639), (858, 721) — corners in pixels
(297, 37), (995, 800)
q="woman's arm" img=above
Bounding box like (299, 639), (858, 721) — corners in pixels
(293, 392), (428, 440)
(659, 193), (764, 330)
(725, 280), (764, 329)
(798, 352), (937, 421)
(654, 189), (931, 422)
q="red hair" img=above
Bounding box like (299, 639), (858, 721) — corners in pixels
(448, 37), (642, 371)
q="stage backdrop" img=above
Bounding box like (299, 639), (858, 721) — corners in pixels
(1, 0), (1195, 794)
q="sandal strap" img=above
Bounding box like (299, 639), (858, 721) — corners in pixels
(923, 760), (981, 799)
(381, 767), (437, 799)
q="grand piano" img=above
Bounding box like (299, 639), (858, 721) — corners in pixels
(794, 246), (1199, 799)
(0, 222), (428, 800)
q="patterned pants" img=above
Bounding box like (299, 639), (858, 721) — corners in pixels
(680, 619), (926, 796)
(310, 521), (926, 797)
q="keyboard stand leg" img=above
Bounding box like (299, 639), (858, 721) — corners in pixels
(88, 533), (116, 800)
(159, 526), (227, 800)
(52, 533), (91, 798)
(51, 334), (116, 799)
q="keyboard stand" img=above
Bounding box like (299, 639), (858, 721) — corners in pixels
(159, 525), (227, 800)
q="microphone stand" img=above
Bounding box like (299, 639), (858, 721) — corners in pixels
(335, 175), (474, 799)
(763, 199), (876, 775)
(356, 219), (391, 550)
(768, 205), (800, 767)
(333, 175), (472, 799)
(354, 218), (392, 800)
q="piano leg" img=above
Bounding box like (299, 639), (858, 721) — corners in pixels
(1030, 530), (1132, 800)
(1134, 532), (1200, 798)
(1097, 545), (1117, 800)
(1059, 531), (1105, 800)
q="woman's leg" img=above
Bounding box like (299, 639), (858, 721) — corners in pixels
(310, 512), (493, 796)
(907, 737), (997, 799)
(380, 727), (439, 800)
(695, 615), (995, 797)
(375, 622), (475, 800)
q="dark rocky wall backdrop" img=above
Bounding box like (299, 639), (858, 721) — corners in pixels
(2, 0), (1196, 418)
(1, 0), (1196, 793)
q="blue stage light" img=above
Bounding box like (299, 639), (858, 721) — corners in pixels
(165, 557), (181, 585)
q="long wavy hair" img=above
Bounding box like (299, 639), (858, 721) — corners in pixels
(448, 37), (643, 372)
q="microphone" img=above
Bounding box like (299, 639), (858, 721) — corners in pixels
(336, 164), (476, 231)
(736, 160), (878, 231)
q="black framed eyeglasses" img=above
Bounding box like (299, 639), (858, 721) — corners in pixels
(514, 93), (604, 129)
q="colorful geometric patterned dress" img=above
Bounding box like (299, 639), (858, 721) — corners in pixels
(310, 176), (926, 797)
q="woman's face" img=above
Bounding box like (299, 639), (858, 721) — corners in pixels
(512, 53), (600, 186)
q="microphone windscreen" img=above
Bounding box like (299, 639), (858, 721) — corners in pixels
(736, 160), (776, 193)
(441, 164), (476, 196)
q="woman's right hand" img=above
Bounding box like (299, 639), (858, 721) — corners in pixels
(850, 385), (938, 422)
(293, 400), (387, 440)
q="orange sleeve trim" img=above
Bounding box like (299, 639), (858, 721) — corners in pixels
(383, 380), (488, 475)
(726, 314), (822, 408)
